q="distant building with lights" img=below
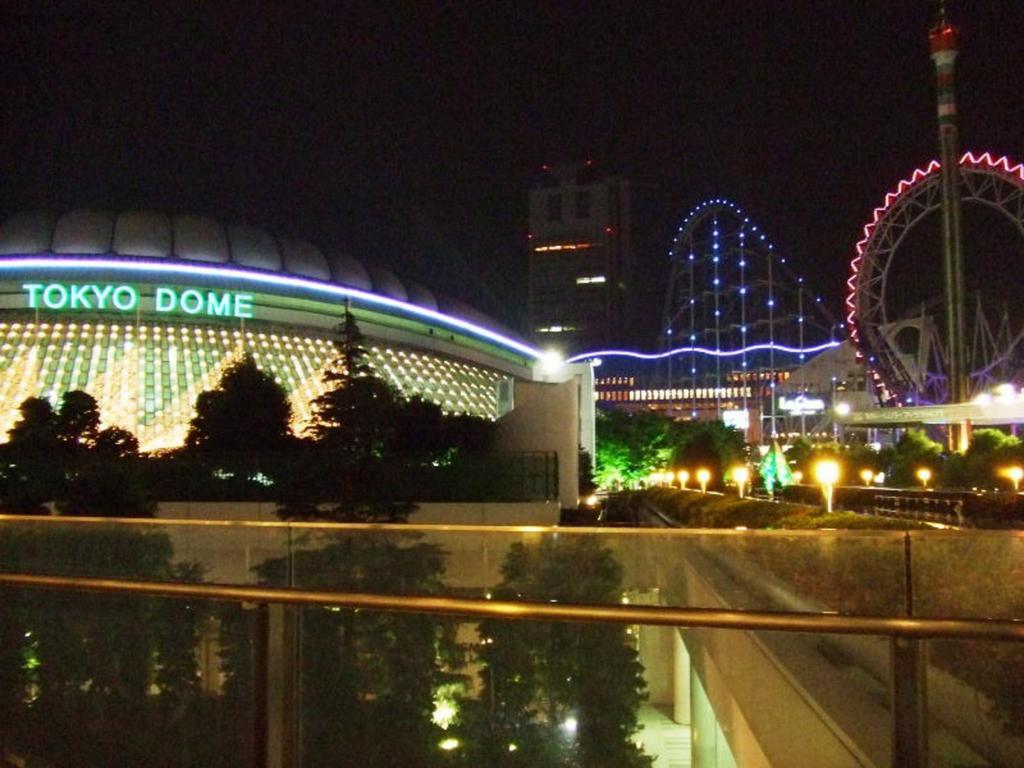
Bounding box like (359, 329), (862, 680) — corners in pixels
(527, 163), (632, 355)
(595, 371), (770, 443)
(594, 342), (868, 444)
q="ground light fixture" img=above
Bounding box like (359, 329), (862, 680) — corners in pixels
(916, 467), (933, 489)
(1001, 465), (1023, 491)
(860, 468), (875, 486)
(696, 468), (711, 494)
(678, 469), (690, 489)
(814, 459), (840, 514)
(732, 466), (750, 499)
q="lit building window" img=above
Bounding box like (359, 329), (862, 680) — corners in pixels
(533, 242), (594, 252)
(575, 275), (607, 285)
(536, 325), (575, 334)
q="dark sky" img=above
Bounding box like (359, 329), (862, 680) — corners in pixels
(2, 1), (1023, 344)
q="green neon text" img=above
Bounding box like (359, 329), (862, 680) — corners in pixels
(23, 283), (254, 319)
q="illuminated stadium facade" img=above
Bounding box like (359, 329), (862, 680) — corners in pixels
(0, 210), (543, 451)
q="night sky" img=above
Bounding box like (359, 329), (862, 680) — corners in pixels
(2, 2), (1023, 345)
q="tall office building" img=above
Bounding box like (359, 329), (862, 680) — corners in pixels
(527, 162), (632, 356)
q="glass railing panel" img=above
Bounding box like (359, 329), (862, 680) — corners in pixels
(285, 525), (667, 603)
(0, 587), (256, 768)
(0, 517), (294, 587)
(644, 529), (909, 616)
(284, 526), (912, 616)
(158, 519), (295, 586)
(1, 573), (1022, 767)
(682, 626), (894, 767)
(0, 518), (920, 616)
(909, 530), (1024, 620)
(925, 639), (1024, 767)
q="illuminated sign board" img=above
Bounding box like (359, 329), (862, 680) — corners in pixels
(778, 394), (825, 416)
(722, 409), (750, 431)
(22, 283), (254, 319)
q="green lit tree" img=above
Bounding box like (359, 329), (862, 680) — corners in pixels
(944, 428), (1023, 489)
(888, 429), (944, 487)
(594, 410), (672, 488)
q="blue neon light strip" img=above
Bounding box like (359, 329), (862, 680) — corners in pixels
(566, 339), (841, 364)
(0, 256), (543, 360)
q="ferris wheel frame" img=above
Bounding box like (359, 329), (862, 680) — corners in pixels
(845, 151), (1024, 403)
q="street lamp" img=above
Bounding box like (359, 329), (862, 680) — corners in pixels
(1001, 465), (1023, 492)
(814, 459), (840, 514)
(792, 470), (804, 484)
(696, 468), (711, 494)
(859, 468), (875, 486)
(678, 469), (690, 489)
(916, 467), (932, 489)
(732, 466), (750, 499)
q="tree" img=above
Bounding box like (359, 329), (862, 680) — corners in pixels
(186, 354), (294, 452)
(0, 526), (211, 767)
(308, 310), (399, 460)
(888, 429), (944, 487)
(594, 410), (672, 488)
(469, 538), (651, 767)
(670, 420), (745, 488)
(55, 389), (101, 450)
(93, 425), (140, 458)
(944, 428), (1023, 489)
(222, 535), (462, 766)
(0, 392), (152, 516)
(7, 396), (60, 454)
(579, 447), (597, 496)
(0, 397), (63, 512)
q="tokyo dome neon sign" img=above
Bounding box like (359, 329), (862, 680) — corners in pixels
(0, 256), (543, 359)
(23, 282), (255, 319)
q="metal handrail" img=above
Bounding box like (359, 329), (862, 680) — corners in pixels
(2, 512), (998, 537)
(1, 572), (1022, 642)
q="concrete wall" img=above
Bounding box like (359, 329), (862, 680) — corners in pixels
(495, 378), (579, 509)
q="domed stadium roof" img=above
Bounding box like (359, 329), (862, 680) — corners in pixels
(0, 209), (518, 339)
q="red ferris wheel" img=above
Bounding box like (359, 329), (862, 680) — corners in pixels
(846, 151), (1024, 405)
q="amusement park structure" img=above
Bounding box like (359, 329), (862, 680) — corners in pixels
(579, 5), (1024, 448)
(845, 152), (1024, 409)
(656, 198), (841, 439)
(845, 4), (1024, 450)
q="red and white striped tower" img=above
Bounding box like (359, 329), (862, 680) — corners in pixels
(930, 5), (970, 451)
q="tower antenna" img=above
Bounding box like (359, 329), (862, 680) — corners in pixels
(929, 1), (970, 450)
